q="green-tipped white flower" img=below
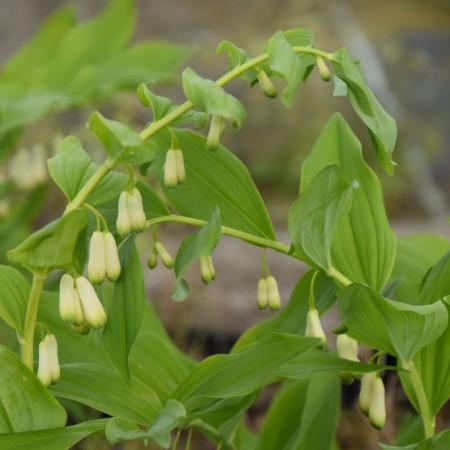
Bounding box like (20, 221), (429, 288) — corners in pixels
(305, 308), (327, 344)
(257, 70), (277, 98)
(359, 372), (376, 416)
(257, 278), (268, 310)
(200, 255), (216, 284)
(369, 376), (386, 430)
(317, 56), (332, 82)
(154, 241), (174, 268)
(128, 187), (147, 231)
(266, 275), (281, 311)
(75, 276), (107, 329)
(336, 334), (359, 362)
(174, 149), (185, 184)
(207, 115), (225, 152)
(164, 149), (178, 188)
(103, 231), (121, 281)
(59, 274), (84, 325)
(37, 334), (60, 386)
(147, 246), (158, 269)
(87, 231), (106, 284)
(116, 191), (131, 236)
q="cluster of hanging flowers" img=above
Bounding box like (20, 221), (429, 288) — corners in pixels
(116, 187), (147, 236)
(256, 275), (281, 311)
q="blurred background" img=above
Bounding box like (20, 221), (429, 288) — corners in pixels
(0, 0), (449, 449)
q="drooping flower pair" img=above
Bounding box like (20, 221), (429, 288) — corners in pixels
(257, 275), (281, 311)
(359, 372), (386, 430)
(116, 187), (147, 236)
(87, 231), (121, 284)
(164, 149), (185, 188)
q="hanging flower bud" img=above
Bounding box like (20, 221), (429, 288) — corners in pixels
(116, 191), (131, 236)
(317, 56), (332, 82)
(257, 278), (268, 310)
(154, 242), (174, 269)
(59, 274), (84, 325)
(266, 275), (281, 311)
(369, 376), (386, 430)
(164, 149), (178, 188)
(87, 231), (106, 284)
(147, 246), (158, 269)
(207, 115), (225, 152)
(200, 256), (215, 284)
(128, 187), (147, 231)
(75, 276), (107, 329)
(359, 372), (376, 416)
(336, 334), (359, 362)
(174, 149), (186, 184)
(103, 231), (121, 281)
(37, 335), (60, 386)
(257, 70), (277, 98)
(305, 308), (327, 344)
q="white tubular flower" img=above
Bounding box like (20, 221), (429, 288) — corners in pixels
(87, 231), (106, 284)
(103, 231), (121, 281)
(266, 275), (281, 311)
(336, 334), (359, 362)
(174, 150), (185, 184)
(116, 191), (131, 236)
(359, 372), (376, 416)
(37, 334), (60, 386)
(257, 278), (268, 310)
(305, 308), (327, 344)
(128, 187), (147, 231)
(369, 376), (386, 430)
(207, 115), (225, 152)
(75, 276), (107, 329)
(59, 274), (84, 325)
(200, 256), (215, 284)
(257, 70), (277, 98)
(46, 334), (60, 383)
(154, 242), (174, 269)
(164, 149), (178, 188)
(37, 337), (52, 387)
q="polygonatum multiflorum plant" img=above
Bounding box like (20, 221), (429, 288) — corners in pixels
(0, 25), (449, 450)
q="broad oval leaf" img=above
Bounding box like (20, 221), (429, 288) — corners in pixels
(151, 129), (275, 240)
(289, 165), (354, 271)
(172, 208), (221, 301)
(332, 48), (397, 174)
(300, 114), (396, 291)
(182, 68), (246, 127)
(0, 265), (29, 335)
(0, 345), (66, 433)
(340, 283), (448, 361)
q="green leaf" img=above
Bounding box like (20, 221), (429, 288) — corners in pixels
(380, 430), (450, 450)
(392, 234), (450, 303)
(333, 75), (348, 97)
(146, 400), (187, 448)
(102, 239), (146, 381)
(172, 208), (221, 301)
(216, 40), (258, 84)
(7, 209), (87, 271)
(332, 48), (397, 174)
(402, 252), (450, 415)
(339, 283), (448, 361)
(300, 114), (396, 291)
(87, 111), (142, 158)
(254, 374), (341, 450)
(266, 29), (315, 107)
(234, 270), (336, 351)
(0, 419), (107, 450)
(0, 345), (66, 433)
(174, 333), (319, 416)
(151, 129), (275, 239)
(182, 68), (246, 127)
(105, 418), (147, 445)
(0, 265), (29, 334)
(137, 83), (208, 128)
(289, 165), (354, 271)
